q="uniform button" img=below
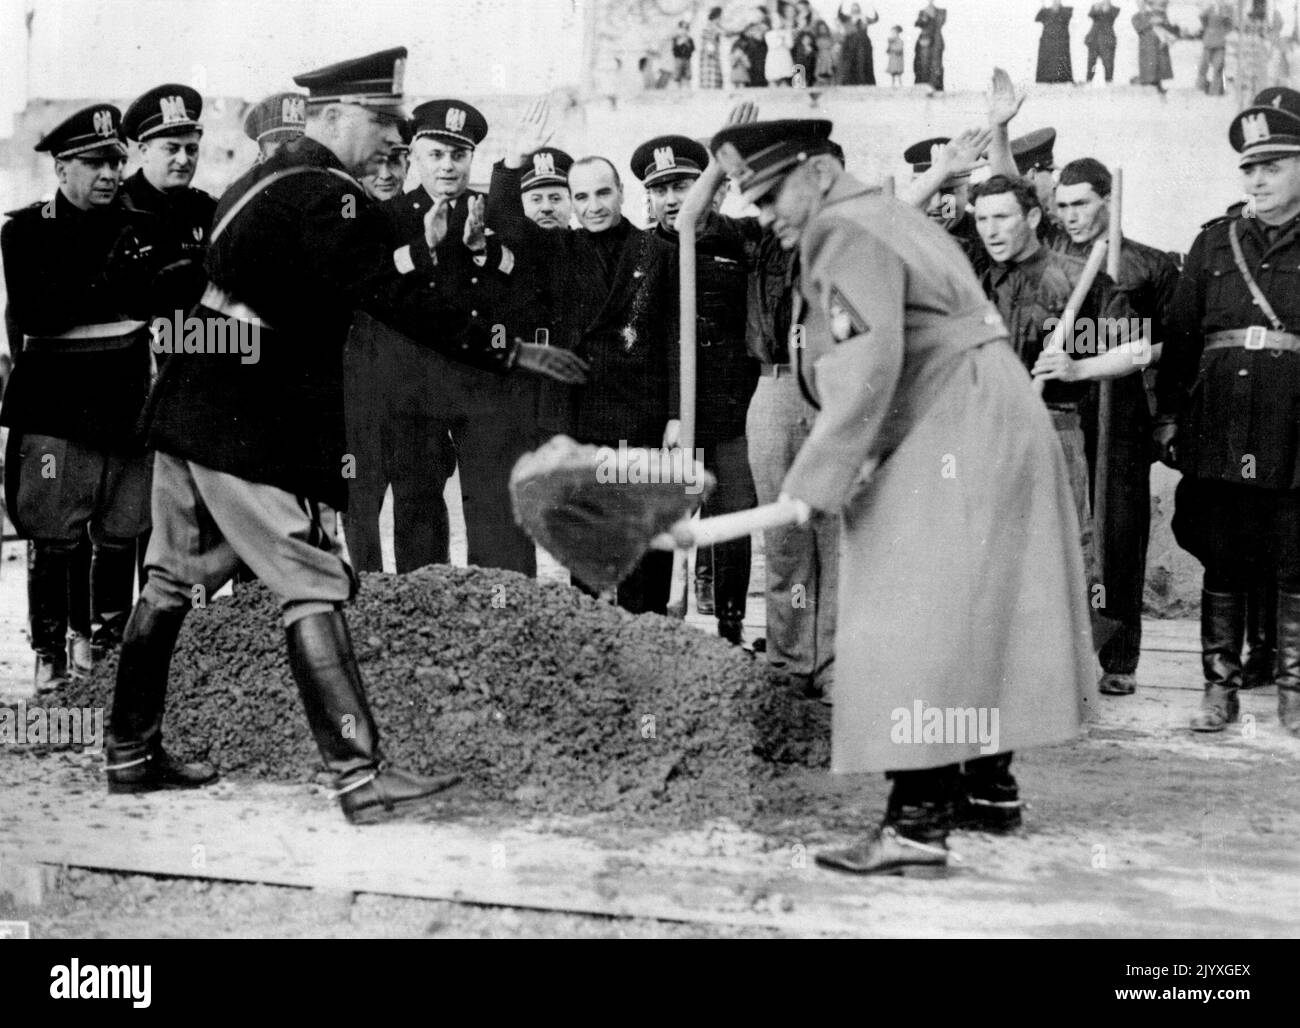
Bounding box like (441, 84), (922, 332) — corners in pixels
(471, 277), (478, 284)
(1262, 262), (1270, 269)
(1239, 369), (1249, 376)
(471, 310), (478, 317)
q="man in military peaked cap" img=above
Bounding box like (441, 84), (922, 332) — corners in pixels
(519, 145), (573, 229)
(1, 104), (155, 694)
(711, 117), (1094, 875)
(632, 129), (760, 645)
(244, 92), (307, 162)
(1157, 86), (1300, 740)
(103, 49), (575, 822)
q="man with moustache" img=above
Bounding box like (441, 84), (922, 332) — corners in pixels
(1, 104), (154, 694)
(1155, 87), (1300, 737)
(632, 132), (760, 644)
(1052, 157), (1179, 697)
(488, 101), (676, 614)
(104, 49), (566, 821)
(710, 118), (1093, 874)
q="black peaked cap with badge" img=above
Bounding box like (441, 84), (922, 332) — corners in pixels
(35, 104), (126, 159)
(521, 146), (573, 191)
(1230, 86), (1300, 167)
(123, 84), (203, 142)
(902, 135), (979, 188)
(630, 134), (709, 186)
(1011, 127), (1057, 174)
(293, 46), (407, 118)
(710, 119), (834, 203)
(243, 92), (307, 144)
(409, 100), (488, 149)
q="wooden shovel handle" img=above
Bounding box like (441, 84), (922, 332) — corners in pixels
(650, 498), (811, 551)
(1033, 236), (1109, 396)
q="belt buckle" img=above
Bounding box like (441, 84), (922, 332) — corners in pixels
(1244, 326), (1267, 350)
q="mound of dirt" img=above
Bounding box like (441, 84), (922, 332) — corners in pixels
(53, 567), (829, 824)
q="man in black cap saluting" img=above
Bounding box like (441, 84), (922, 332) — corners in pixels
(104, 48), (566, 822)
(1156, 86), (1300, 738)
(1, 104), (155, 694)
(632, 131), (760, 644)
(710, 116), (1094, 875)
(520, 146), (574, 229)
(243, 92), (307, 164)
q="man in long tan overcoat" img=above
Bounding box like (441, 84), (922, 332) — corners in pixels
(712, 118), (1096, 875)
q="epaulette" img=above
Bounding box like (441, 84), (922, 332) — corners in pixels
(4, 199), (47, 219)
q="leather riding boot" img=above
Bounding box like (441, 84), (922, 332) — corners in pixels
(815, 766), (956, 877)
(286, 609), (460, 824)
(28, 541), (72, 693)
(1242, 583), (1277, 690)
(1191, 590), (1245, 732)
(957, 751), (1023, 832)
(1274, 591), (1300, 737)
(693, 547), (715, 616)
(106, 597), (215, 792)
(90, 539), (138, 659)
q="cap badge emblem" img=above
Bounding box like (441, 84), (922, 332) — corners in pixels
(92, 109), (116, 138)
(446, 107), (467, 133)
(533, 152), (555, 177)
(1242, 112), (1271, 145)
(159, 96), (189, 125)
(281, 96), (306, 125)
(653, 146), (677, 171)
(391, 57), (406, 95)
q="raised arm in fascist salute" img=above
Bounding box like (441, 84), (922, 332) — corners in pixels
(104, 48), (535, 823)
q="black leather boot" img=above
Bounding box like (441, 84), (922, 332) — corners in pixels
(28, 541), (72, 693)
(1242, 583), (1277, 690)
(106, 597), (216, 793)
(693, 547), (715, 616)
(90, 538), (138, 659)
(815, 767), (956, 877)
(1275, 591), (1300, 738)
(1191, 590), (1245, 732)
(956, 751), (1022, 831)
(286, 609), (460, 824)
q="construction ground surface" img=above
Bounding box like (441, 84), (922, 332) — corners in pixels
(2, 477), (1299, 939)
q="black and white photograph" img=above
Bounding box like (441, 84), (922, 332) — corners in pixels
(0, 0), (1297, 965)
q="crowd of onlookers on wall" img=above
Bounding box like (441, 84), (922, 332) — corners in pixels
(634, 0), (1293, 97)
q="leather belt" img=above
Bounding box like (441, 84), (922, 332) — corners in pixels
(1204, 327), (1300, 354)
(200, 283), (271, 328)
(758, 363), (793, 378)
(24, 320), (147, 353)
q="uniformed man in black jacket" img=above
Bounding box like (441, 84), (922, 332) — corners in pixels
(1155, 86), (1300, 738)
(1, 104), (154, 694)
(1052, 157), (1179, 698)
(488, 100), (677, 614)
(105, 48), (580, 821)
(348, 99), (564, 576)
(633, 133), (760, 643)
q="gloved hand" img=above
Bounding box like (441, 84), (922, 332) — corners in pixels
(1152, 420), (1180, 469)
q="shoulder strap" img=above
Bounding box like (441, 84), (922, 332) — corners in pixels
(1228, 218), (1287, 333)
(209, 165), (358, 244)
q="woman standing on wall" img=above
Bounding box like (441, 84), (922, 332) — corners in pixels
(1036, 0), (1076, 83)
(914, 2), (946, 94)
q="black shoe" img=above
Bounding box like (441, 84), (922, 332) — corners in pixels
(1191, 590), (1245, 732)
(1099, 672), (1136, 696)
(106, 745), (218, 794)
(287, 609), (460, 823)
(718, 617), (744, 645)
(956, 753), (1023, 832)
(815, 826), (951, 877)
(335, 763), (463, 825)
(34, 651), (69, 694)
